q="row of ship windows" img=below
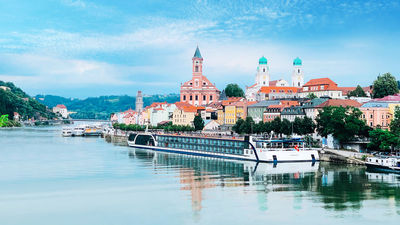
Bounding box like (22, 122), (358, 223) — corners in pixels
(157, 143), (244, 155)
(157, 137), (245, 147)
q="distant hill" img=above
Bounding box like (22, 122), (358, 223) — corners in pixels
(35, 94), (180, 120)
(0, 81), (55, 120)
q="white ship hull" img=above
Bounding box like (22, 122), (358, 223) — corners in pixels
(127, 134), (319, 163)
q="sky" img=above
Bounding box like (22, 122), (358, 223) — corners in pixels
(0, 0), (399, 98)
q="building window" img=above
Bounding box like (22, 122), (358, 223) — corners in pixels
(195, 66), (199, 72)
(190, 96), (193, 100)
(370, 122), (373, 126)
(210, 95), (213, 101)
(183, 95), (186, 101)
(370, 114), (373, 119)
(203, 95), (206, 101)
(263, 68), (265, 72)
(298, 69), (300, 73)
(195, 95), (198, 100)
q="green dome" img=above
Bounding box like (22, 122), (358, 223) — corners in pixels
(259, 56), (268, 65)
(293, 57), (302, 66)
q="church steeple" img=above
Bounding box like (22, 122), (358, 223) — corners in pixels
(192, 46), (203, 77)
(193, 46), (202, 59)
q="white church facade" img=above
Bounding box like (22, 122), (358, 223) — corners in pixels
(245, 56), (304, 101)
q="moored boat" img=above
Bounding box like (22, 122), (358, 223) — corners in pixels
(62, 127), (72, 137)
(366, 156), (400, 173)
(127, 132), (319, 163)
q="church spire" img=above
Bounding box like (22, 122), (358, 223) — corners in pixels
(193, 46), (202, 59)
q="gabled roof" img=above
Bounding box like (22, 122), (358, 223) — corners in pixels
(303, 78), (337, 87)
(55, 104), (66, 109)
(302, 98), (329, 108)
(316, 99), (362, 108)
(372, 93), (400, 102)
(281, 106), (305, 115)
(247, 100), (281, 108)
(361, 102), (390, 108)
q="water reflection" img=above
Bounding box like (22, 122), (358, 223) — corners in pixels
(128, 148), (400, 214)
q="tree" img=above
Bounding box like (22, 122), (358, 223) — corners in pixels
(372, 73), (399, 98)
(193, 114), (204, 131)
(301, 116), (316, 135)
(0, 114), (9, 127)
(293, 117), (303, 135)
(307, 93), (317, 100)
(293, 116), (316, 135)
(368, 129), (398, 152)
(281, 118), (292, 136)
(316, 106), (369, 147)
(348, 85), (367, 97)
(232, 118), (244, 134)
(270, 117), (282, 136)
(254, 121), (265, 134)
(390, 106), (400, 135)
(224, 83), (244, 98)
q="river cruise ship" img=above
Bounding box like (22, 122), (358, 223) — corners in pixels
(127, 132), (319, 163)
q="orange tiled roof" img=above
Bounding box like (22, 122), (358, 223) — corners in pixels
(267, 104), (284, 108)
(316, 99), (362, 108)
(259, 86), (298, 94)
(303, 78), (337, 86)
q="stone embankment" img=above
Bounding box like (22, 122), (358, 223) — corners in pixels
(319, 149), (367, 165)
(103, 130), (128, 146)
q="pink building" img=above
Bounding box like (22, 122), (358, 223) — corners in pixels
(360, 102), (392, 129)
(123, 112), (138, 125)
(180, 46), (220, 106)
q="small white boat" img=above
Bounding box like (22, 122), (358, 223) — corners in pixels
(72, 125), (85, 136)
(62, 128), (73, 137)
(366, 156), (400, 173)
(83, 125), (102, 136)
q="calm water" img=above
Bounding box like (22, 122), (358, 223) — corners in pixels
(1, 127), (400, 225)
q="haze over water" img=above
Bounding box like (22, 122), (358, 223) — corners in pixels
(0, 127), (399, 225)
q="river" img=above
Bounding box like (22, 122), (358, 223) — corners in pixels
(0, 127), (399, 225)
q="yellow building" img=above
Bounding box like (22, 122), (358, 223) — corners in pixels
(224, 105), (236, 125)
(388, 103), (400, 115)
(217, 109), (224, 125)
(172, 103), (197, 126)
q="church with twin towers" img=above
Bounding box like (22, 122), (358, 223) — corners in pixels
(245, 56), (305, 101)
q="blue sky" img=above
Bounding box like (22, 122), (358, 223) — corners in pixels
(0, 0), (399, 98)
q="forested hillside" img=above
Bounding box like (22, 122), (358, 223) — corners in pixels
(0, 81), (55, 120)
(35, 94), (180, 120)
